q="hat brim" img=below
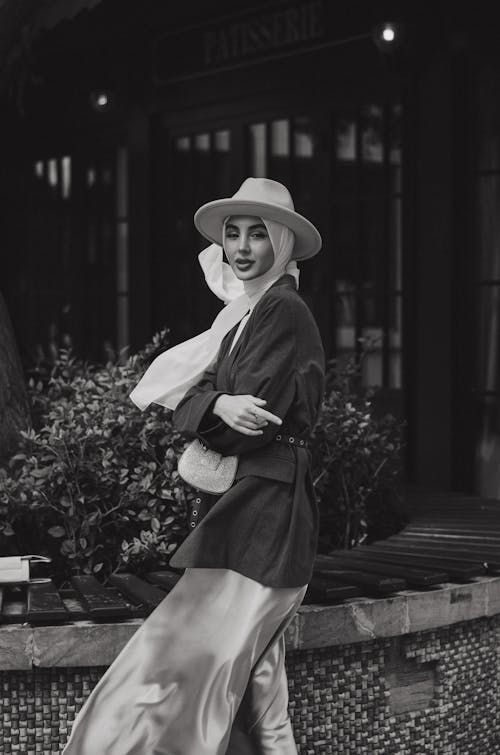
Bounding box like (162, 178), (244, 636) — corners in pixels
(194, 199), (322, 261)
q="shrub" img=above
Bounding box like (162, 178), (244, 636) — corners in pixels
(310, 354), (407, 552)
(0, 332), (197, 584)
(0, 337), (406, 583)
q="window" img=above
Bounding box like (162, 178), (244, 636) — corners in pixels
(166, 127), (235, 339)
(116, 147), (129, 355)
(30, 154), (73, 357)
(332, 104), (403, 389)
(84, 146), (130, 360)
(472, 63), (500, 497)
(246, 106), (403, 390)
(248, 116), (315, 191)
(31, 146), (129, 361)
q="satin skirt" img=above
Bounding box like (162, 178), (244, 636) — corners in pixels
(62, 567), (307, 755)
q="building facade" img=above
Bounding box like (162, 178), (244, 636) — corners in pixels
(1, 0), (499, 498)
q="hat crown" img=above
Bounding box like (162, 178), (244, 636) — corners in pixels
(232, 177), (295, 212)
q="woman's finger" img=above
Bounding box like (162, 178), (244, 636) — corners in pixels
(252, 408), (282, 425)
(238, 417), (266, 430)
(243, 409), (268, 425)
(245, 399), (281, 425)
(235, 426), (264, 436)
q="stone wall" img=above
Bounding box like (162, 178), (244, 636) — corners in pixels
(0, 615), (499, 754)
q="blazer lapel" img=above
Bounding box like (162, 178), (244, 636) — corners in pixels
(216, 274), (296, 391)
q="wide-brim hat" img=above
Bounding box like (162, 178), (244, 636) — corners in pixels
(194, 177), (322, 261)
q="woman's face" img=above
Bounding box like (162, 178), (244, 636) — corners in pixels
(224, 215), (274, 280)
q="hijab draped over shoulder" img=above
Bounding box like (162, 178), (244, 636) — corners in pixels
(129, 218), (297, 412)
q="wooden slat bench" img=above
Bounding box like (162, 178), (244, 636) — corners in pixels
(0, 490), (499, 625)
(72, 575), (140, 620)
(27, 581), (68, 623)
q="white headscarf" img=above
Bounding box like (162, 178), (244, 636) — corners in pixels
(129, 218), (298, 411)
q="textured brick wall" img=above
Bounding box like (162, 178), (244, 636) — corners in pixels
(288, 615), (500, 754)
(0, 616), (499, 754)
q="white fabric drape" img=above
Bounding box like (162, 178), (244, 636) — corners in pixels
(129, 218), (297, 411)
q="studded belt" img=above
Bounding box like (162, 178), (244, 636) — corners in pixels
(188, 432), (309, 529)
(273, 432), (309, 449)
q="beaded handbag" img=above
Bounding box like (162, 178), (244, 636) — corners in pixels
(177, 439), (238, 495)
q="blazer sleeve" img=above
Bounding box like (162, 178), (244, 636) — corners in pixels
(172, 292), (298, 455)
(170, 357), (227, 439)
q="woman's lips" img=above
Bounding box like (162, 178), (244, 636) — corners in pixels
(235, 260), (254, 269)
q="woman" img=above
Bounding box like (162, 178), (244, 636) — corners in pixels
(62, 178), (325, 755)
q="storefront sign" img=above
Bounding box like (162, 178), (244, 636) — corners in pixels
(154, 0), (325, 83)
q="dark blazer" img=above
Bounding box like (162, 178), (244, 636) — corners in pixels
(169, 274), (325, 587)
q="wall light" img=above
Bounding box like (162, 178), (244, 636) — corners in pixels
(372, 22), (406, 52)
(89, 90), (114, 112)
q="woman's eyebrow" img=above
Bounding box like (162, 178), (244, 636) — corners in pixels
(225, 223), (267, 230)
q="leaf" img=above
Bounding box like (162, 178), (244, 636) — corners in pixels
(48, 526), (66, 538)
(31, 467), (50, 478)
(151, 517), (160, 533)
(93, 562), (104, 573)
(11, 453), (27, 463)
(61, 539), (75, 556)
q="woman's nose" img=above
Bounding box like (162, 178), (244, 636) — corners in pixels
(239, 235), (250, 252)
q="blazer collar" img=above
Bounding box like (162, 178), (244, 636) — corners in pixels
(267, 273), (296, 291)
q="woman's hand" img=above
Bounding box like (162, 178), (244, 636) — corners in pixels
(212, 394), (282, 436)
